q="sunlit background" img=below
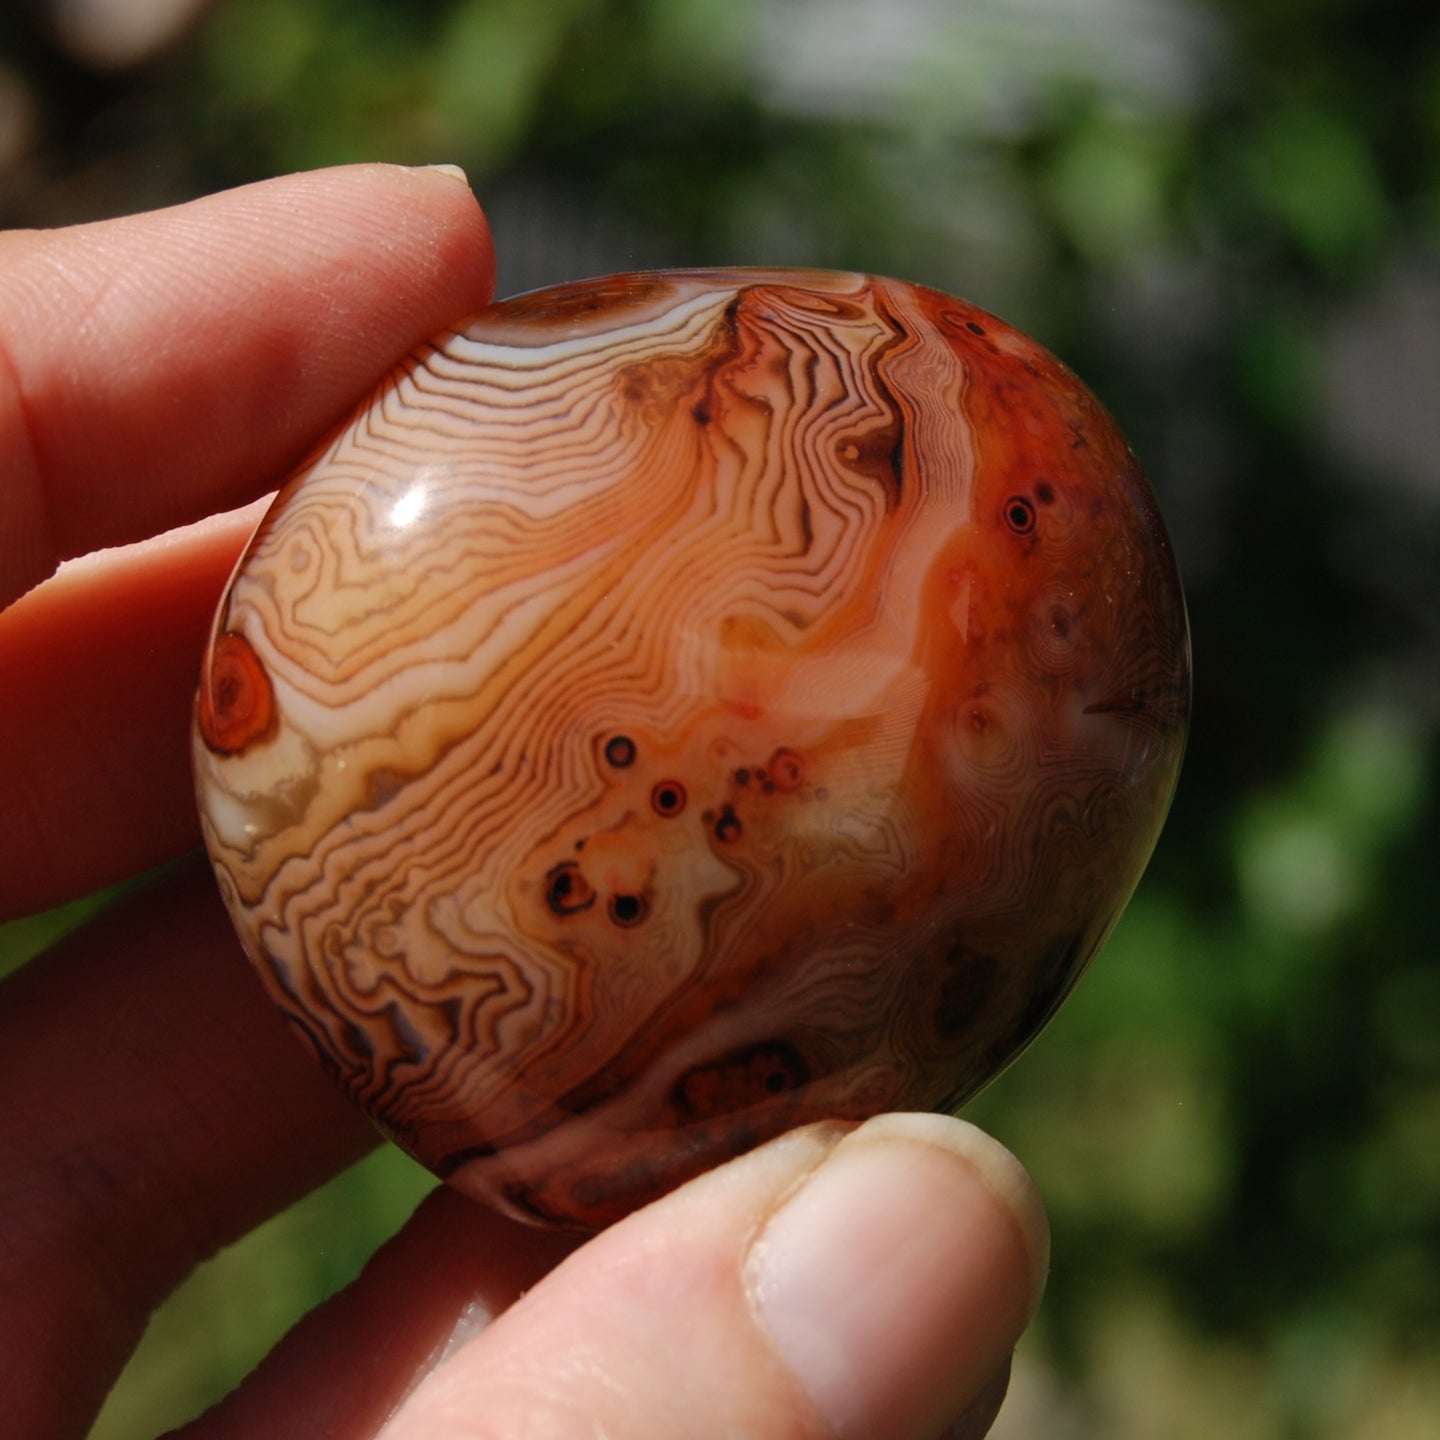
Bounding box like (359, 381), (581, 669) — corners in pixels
(2, 1), (1437, 1436)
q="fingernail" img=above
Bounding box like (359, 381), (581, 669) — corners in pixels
(745, 1114), (1048, 1440)
(413, 163), (470, 186)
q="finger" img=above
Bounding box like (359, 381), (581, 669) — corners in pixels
(363, 1114), (1046, 1440)
(0, 500), (264, 919)
(0, 161), (495, 611)
(168, 1118), (1042, 1440)
(173, 1187), (583, 1440)
(0, 859), (379, 1440)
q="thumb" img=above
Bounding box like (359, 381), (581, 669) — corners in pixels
(382, 1113), (1048, 1440)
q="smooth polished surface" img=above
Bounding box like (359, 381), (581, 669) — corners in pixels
(193, 269), (1190, 1228)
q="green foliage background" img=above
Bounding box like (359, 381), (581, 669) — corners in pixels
(2, 1), (1437, 1435)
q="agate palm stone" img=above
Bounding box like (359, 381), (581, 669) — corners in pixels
(193, 269), (1190, 1228)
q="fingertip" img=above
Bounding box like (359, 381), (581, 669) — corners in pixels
(839, 1112), (1051, 1311)
(0, 161), (499, 602)
(745, 1113), (1047, 1440)
(364, 161), (496, 307)
(208, 161), (497, 328)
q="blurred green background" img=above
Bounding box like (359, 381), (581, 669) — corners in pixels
(2, 0), (1437, 1435)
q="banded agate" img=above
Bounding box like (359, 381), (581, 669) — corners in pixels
(193, 269), (1190, 1229)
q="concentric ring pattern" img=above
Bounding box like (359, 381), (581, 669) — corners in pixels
(193, 269), (1190, 1229)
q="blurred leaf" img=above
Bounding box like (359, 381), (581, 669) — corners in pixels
(202, 0), (317, 106)
(1046, 114), (1178, 266)
(429, 0), (600, 170)
(1235, 704), (1430, 940)
(1246, 103), (1389, 275)
(1233, 294), (1323, 433)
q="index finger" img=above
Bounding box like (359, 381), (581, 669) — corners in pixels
(0, 162), (494, 610)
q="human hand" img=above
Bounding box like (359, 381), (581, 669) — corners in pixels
(0, 165), (1049, 1440)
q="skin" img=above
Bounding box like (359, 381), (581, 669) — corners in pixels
(0, 164), (1049, 1440)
